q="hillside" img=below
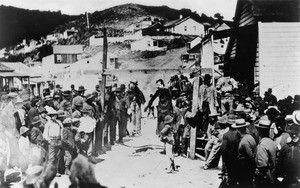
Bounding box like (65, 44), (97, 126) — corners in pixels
(57, 3), (216, 46)
(0, 5), (80, 48)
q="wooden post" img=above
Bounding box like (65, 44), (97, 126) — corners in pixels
(101, 27), (107, 111)
(189, 76), (200, 159)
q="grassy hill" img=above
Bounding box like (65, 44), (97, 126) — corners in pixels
(0, 5), (80, 49)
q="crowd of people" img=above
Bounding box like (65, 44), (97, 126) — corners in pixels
(147, 73), (300, 187)
(0, 80), (145, 187)
(0, 72), (299, 188)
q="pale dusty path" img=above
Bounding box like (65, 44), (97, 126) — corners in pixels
(93, 117), (221, 188)
(48, 117), (221, 188)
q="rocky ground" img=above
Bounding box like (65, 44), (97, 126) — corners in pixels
(49, 117), (221, 188)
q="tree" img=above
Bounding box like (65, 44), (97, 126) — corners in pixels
(214, 13), (224, 20)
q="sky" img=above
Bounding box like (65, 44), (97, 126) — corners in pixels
(1, 0), (238, 20)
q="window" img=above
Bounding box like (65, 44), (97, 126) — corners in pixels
(55, 55), (62, 64)
(147, 41), (151, 47)
(153, 41), (158, 46)
(189, 55), (195, 60)
(110, 58), (114, 65)
(184, 26), (187, 31)
(156, 28), (160, 32)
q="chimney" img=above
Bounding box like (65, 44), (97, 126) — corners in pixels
(179, 15), (183, 19)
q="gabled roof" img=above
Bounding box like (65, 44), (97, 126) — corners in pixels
(2, 62), (41, 78)
(165, 16), (202, 28)
(53, 45), (83, 54)
(0, 63), (14, 72)
(142, 22), (164, 30)
(187, 42), (202, 54)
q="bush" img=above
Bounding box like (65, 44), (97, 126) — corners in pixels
(140, 50), (166, 59)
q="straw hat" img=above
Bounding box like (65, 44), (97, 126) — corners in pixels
(231, 119), (250, 128)
(227, 114), (237, 125)
(47, 108), (58, 116)
(255, 119), (271, 129)
(63, 118), (72, 125)
(20, 126), (29, 135)
(292, 110), (300, 125)
(164, 115), (174, 124)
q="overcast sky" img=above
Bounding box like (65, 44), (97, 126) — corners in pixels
(1, 0), (238, 20)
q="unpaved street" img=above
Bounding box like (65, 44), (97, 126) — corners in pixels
(51, 117), (221, 188)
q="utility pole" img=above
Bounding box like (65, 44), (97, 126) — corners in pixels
(101, 27), (107, 111)
(86, 12), (90, 29)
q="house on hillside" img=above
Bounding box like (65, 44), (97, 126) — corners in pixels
(53, 45), (83, 64)
(185, 36), (202, 50)
(0, 62), (30, 93)
(42, 45), (83, 76)
(2, 62), (43, 95)
(63, 28), (78, 39)
(164, 16), (205, 36)
(131, 36), (166, 51)
(56, 52), (119, 92)
(141, 23), (165, 36)
(224, 0), (300, 99)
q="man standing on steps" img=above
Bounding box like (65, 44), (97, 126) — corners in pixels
(145, 79), (173, 135)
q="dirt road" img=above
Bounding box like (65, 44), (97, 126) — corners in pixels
(50, 117), (221, 188)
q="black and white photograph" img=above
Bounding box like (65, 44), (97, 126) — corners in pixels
(0, 0), (299, 187)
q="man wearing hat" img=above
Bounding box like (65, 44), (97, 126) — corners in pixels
(160, 115), (176, 173)
(30, 116), (44, 147)
(38, 107), (48, 132)
(70, 84), (77, 98)
(28, 98), (40, 129)
(145, 79), (173, 135)
(62, 118), (75, 175)
(19, 126), (31, 160)
(198, 74), (219, 133)
(43, 109), (63, 175)
(114, 87), (129, 143)
(233, 119), (256, 187)
(52, 94), (61, 110)
(72, 86), (86, 111)
(126, 80), (145, 136)
(59, 90), (73, 118)
(254, 119), (277, 187)
(53, 84), (63, 103)
(220, 114), (241, 187)
(72, 101), (83, 119)
(204, 114), (225, 170)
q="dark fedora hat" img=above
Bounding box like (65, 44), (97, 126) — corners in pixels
(77, 86), (86, 92)
(31, 116), (41, 126)
(62, 90), (72, 96)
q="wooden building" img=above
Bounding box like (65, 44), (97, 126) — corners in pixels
(141, 23), (165, 36)
(53, 45), (83, 64)
(224, 0), (300, 98)
(164, 16), (205, 36)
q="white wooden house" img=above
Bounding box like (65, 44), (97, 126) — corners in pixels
(164, 16), (205, 36)
(225, 0), (300, 99)
(131, 36), (166, 51)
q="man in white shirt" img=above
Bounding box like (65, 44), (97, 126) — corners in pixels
(43, 109), (62, 176)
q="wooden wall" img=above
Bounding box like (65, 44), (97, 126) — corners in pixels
(258, 22), (300, 99)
